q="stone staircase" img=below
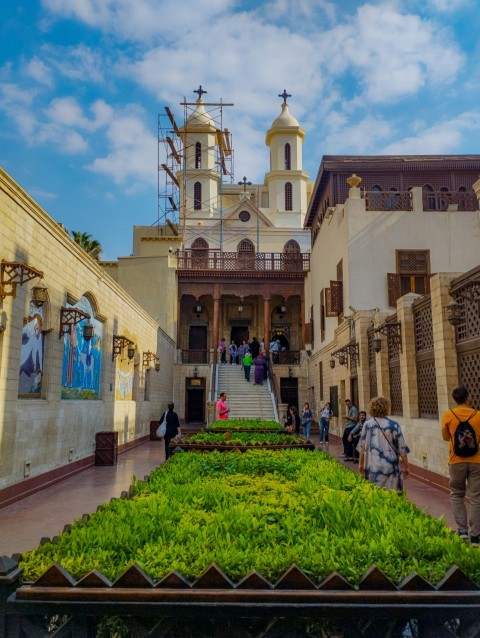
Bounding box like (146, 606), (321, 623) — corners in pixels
(216, 363), (278, 420)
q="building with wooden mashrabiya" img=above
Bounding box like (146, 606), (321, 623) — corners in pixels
(303, 155), (480, 486)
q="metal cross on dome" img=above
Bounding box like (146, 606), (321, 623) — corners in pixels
(238, 176), (252, 191)
(278, 89), (291, 104)
(194, 85), (207, 99)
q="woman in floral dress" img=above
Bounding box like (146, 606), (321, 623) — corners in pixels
(357, 396), (410, 491)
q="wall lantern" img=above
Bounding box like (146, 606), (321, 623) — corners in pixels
(445, 299), (463, 326)
(143, 351), (160, 371)
(374, 322), (402, 352)
(238, 305), (243, 314)
(112, 335), (135, 361)
(373, 335), (383, 353)
(83, 322), (94, 342)
(31, 284), (48, 308)
(194, 305), (202, 314)
(59, 306), (90, 339)
(288, 366), (293, 378)
(331, 342), (360, 367)
(330, 358), (335, 369)
(277, 305), (287, 314)
(127, 346), (136, 360)
(193, 366), (199, 378)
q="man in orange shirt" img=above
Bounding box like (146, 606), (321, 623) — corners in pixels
(441, 385), (480, 547)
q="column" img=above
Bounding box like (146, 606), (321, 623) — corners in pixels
(300, 293), (306, 349)
(212, 284), (221, 364)
(263, 288), (270, 354)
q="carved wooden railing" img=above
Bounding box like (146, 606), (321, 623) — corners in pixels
(364, 190), (412, 211)
(181, 349), (209, 364)
(178, 251), (310, 273)
(422, 190), (477, 212)
(271, 350), (301, 365)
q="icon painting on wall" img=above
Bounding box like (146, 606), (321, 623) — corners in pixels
(18, 303), (45, 399)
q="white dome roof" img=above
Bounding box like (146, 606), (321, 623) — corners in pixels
(184, 99), (217, 132)
(270, 102), (300, 129)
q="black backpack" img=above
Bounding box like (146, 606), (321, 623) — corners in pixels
(451, 410), (478, 457)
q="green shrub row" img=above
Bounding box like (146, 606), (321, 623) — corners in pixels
(209, 419), (281, 431)
(183, 432), (300, 445)
(20, 450), (480, 586)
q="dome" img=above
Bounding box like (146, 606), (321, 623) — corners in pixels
(183, 99), (217, 133)
(270, 102), (300, 130)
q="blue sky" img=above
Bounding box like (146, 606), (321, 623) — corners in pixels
(1, 0), (479, 260)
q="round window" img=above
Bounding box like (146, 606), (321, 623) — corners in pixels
(239, 210), (251, 222)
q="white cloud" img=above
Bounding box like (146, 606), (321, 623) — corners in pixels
(88, 108), (157, 186)
(45, 44), (105, 83)
(25, 57), (54, 87)
(322, 115), (393, 154)
(45, 97), (113, 132)
(427, 0), (471, 12)
(0, 83), (37, 136)
(319, 2), (464, 104)
(41, 0), (235, 41)
(382, 111), (480, 154)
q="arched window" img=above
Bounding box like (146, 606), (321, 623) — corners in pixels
(283, 239), (301, 271)
(423, 184), (436, 211)
(285, 143), (291, 170)
(194, 182), (202, 210)
(284, 239), (300, 254)
(237, 239), (255, 270)
(191, 237), (209, 268)
(385, 187), (399, 210)
(195, 142), (201, 169)
(285, 182), (293, 211)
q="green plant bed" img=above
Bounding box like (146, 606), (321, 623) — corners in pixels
(209, 418), (281, 431)
(19, 450), (480, 587)
(171, 431), (314, 452)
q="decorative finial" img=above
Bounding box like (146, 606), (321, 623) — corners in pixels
(278, 89), (291, 104)
(346, 174), (362, 188)
(193, 85), (207, 99)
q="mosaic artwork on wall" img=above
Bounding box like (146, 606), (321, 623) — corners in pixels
(115, 358), (134, 400)
(18, 303), (45, 399)
(61, 296), (103, 400)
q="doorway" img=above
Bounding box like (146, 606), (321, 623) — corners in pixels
(189, 325), (207, 349)
(280, 377), (298, 410)
(186, 377), (205, 423)
(230, 325), (249, 346)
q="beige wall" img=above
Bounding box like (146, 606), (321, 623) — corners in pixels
(0, 168), (175, 491)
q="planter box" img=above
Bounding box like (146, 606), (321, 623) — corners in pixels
(94, 432), (118, 466)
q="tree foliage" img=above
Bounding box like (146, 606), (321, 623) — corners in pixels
(71, 230), (102, 260)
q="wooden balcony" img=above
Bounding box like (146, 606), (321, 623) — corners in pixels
(178, 251), (310, 274)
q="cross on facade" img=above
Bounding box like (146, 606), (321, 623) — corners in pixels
(278, 89), (291, 104)
(194, 85), (207, 99)
(238, 176), (252, 191)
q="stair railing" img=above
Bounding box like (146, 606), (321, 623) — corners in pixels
(267, 359), (281, 422)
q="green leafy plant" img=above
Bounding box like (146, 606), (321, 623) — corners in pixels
(209, 419), (281, 431)
(20, 450), (480, 587)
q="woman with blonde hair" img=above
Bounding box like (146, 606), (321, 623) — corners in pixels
(357, 396), (410, 491)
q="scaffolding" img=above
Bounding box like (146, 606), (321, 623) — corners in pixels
(157, 92), (234, 245)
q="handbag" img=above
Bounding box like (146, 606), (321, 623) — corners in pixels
(156, 412), (167, 438)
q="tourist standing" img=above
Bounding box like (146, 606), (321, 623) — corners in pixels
(301, 402), (314, 440)
(229, 340), (238, 364)
(163, 402), (181, 461)
(341, 399), (358, 457)
(357, 396), (410, 491)
(218, 338), (227, 364)
(238, 340), (248, 368)
(318, 402), (333, 450)
(249, 336), (260, 358)
(253, 354), (266, 385)
(216, 392), (230, 420)
(243, 350), (252, 382)
(441, 385), (480, 546)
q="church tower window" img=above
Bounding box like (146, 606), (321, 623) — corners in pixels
(195, 142), (201, 169)
(285, 143), (291, 170)
(194, 182), (202, 210)
(285, 182), (293, 211)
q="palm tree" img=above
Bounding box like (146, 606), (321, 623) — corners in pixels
(71, 231), (102, 260)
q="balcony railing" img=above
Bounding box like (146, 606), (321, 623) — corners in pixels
(364, 190), (477, 212)
(364, 191), (412, 211)
(422, 191), (477, 212)
(178, 251), (310, 273)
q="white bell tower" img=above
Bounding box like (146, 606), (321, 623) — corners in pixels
(264, 90), (309, 227)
